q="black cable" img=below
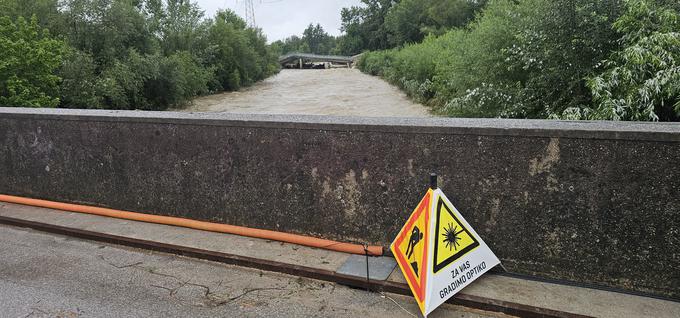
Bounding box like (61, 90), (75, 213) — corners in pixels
(364, 243), (370, 292)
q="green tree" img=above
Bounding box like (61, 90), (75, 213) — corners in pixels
(0, 0), (65, 31)
(425, 0), (487, 33)
(207, 9), (270, 90)
(384, 0), (429, 46)
(359, 0), (634, 120)
(156, 0), (208, 55)
(302, 23), (334, 55)
(339, 0), (395, 54)
(274, 24), (338, 55)
(0, 0), (278, 110)
(586, 0), (680, 121)
(499, 0), (623, 118)
(273, 35), (304, 54)
(0, 16), (66, 107)
(59, 48), (102, 108)
(58, 0), (155, 67)
(384, 0), (487, 47)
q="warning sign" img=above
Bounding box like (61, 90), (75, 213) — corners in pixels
(433, 197), (479, 273)
(391, 188), (501, 317)
(391, 189), (432, 313)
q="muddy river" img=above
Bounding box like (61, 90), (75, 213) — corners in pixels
(184, 69), (431, 117)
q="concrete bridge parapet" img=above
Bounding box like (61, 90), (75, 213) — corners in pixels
(0, 108), (678, 299)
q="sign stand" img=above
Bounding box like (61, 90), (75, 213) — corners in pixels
(391, 173), (502, 317)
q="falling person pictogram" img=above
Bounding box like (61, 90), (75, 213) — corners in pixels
(391, 185), (501, 316)
(405, 226), (424, 276)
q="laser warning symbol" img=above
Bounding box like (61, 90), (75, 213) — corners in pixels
(391, 186), (501, 316)
(433, 197), (479, 273)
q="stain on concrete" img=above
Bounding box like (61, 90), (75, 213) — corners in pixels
(321, 179), (332, 197)
(407, 159), (415, 177)
(340, 169), (361, 219)
(529, 138), (561, 192)
(529, 138), (561, 176)
(486, 198), (501, 230)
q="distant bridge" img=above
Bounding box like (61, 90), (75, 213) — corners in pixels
(278, 53), (355, 68)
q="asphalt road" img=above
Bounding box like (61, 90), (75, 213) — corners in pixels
(0, 224), (505, 318)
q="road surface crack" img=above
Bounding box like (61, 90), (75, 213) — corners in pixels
(98, 255), (143, 269)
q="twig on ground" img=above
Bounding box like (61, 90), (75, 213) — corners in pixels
(23, 307), (48, 318)
(380, 292), (418, 318)
(185, 281), (212, 298)
(150, 284), (174, 293)
(228, 287), (286, 303)
(98, 255), (143, 269)
(151, 279), (212, 299)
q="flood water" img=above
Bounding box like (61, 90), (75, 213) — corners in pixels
(184, 69), (431, 117)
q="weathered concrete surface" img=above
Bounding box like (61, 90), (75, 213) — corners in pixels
(0, 108), (679, 299)
(0, 202), (350, 272)
(0, 224), (503, 318)
(4, 202), (679, 318)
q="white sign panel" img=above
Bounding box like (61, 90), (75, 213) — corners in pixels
(424, 189), (500, 316)
(391, 188), (501, 317)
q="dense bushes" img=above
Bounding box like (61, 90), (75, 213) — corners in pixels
(337, 0), (485, 55)
(358, 0), (680, 121)
(586, 0), (680, 121)
(0, 0), (280, 110)
(384, 0), (486, 46)
(0, 16), (66, 107)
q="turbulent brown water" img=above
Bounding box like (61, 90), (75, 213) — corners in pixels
(184, 69), (431, 117)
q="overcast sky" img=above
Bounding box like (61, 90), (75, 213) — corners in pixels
(194, 0), (363, 42)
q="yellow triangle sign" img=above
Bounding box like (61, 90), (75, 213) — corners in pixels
(433, 196), (480, 273)
(390, 189), (432, 313)
(392, 187), (501, 317)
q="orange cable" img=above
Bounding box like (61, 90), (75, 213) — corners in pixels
(0, 194), (383, 256)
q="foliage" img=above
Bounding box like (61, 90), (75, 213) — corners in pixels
(147, 0), (208, 55)
(585, 0), (680, 121)
(272, 35), (304, 55)
(360, 0), (536, 115)
(207, 10), (272, 91)
(339, 0), (396, 55)
(384, 0), (486, 47)
(0, 0), (65, 31)
(61, 0), (156, 67)
(358, 0), (680, 121)
(273, 24), (338, 56)
(59, 48), (101, 108)
(0, 16), (66, 107)
(0, 0), (280, 110)
(383, 0), (429, 46)
(496, 0), (623, 118)
(303, 23), (337, 54)
(336, 0), (487, 53)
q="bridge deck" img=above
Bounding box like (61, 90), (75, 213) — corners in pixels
(278, 53), (353, 65)
(1, 202), (675, 318)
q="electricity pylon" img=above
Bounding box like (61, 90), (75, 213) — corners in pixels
(244, 0), (256, 28)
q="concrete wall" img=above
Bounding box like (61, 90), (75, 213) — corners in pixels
(1, 108), (678, 299)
